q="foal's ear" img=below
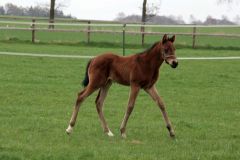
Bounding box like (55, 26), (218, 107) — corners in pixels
(169, 35), (176, 43)
(162, 34), (168, 44)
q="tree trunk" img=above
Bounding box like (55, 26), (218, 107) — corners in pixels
(141, 0), (147, 46)
(49, 0), (55, 29)
(141, 0), (147, 23)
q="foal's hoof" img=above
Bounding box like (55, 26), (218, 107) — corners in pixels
(169, 132), (175, 138)
(120, 128), (127, 138)
(66, 125), (73, 135)
(121, 133), (127, 139)
(106, 130), (114, 137)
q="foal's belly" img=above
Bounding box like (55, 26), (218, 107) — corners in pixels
(108, 57), (133, 86)
(109, 67), (131, 86)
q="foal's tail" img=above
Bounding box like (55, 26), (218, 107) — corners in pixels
(82, 59), (92, 87)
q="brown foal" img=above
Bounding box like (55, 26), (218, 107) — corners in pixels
(66, 34), (178, 138)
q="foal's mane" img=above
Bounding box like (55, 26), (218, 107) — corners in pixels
(138, 41), (160, 55)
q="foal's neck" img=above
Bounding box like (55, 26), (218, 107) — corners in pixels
(145, 42), (164, 67)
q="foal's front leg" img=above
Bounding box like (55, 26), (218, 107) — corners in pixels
(120, 84), (140, 138)
(145, 86), (175, 137)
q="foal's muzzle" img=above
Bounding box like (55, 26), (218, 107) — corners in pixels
(165, 58), (178, 69)
(171, 61), (178, 68)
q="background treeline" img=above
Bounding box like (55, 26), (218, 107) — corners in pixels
(0, 3), (238, 25)
(0, 3), (72, 18)
(115, 14), (237, 25)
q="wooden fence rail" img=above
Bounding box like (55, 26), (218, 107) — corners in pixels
(1, 26), (240, 37)
(0, 19), (240, 54)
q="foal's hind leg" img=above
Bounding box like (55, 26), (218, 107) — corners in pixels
(95, 81), (113, 136)
(145, 85), (175, 138)
(66, 85), (96, 134)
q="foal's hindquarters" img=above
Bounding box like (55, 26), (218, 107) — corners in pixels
(66, 54), (122, 136)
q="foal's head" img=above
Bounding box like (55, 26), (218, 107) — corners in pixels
(161, 34), (178, 68)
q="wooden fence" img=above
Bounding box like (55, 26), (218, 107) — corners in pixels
(0, 17), (240, 55)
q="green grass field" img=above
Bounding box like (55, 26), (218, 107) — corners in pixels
(0, 17), (240, 160)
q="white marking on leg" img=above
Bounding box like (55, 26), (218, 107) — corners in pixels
(66, 125), (73, 134)
(107, 130), (114, 137)
(121, 133), (127, 138)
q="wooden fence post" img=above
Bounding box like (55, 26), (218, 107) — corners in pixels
(31, 19), (35, 43)
(87, 21), (91, 43)
(141, 22), (145, 46)
(192, 25), (197, 48)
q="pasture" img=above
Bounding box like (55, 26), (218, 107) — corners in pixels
(0, 22), (240, 159)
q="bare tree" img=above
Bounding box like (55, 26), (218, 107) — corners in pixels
(141, 0), (147, 22)
(141, 0), (160, 23)
(0, 6), (5, 15)
(49, 0), (55, 29)
(48, 0), (70, 28)
(140, 0), (160, 46)
(115, 12), (126, 21)
(5, 3), (25, 16)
